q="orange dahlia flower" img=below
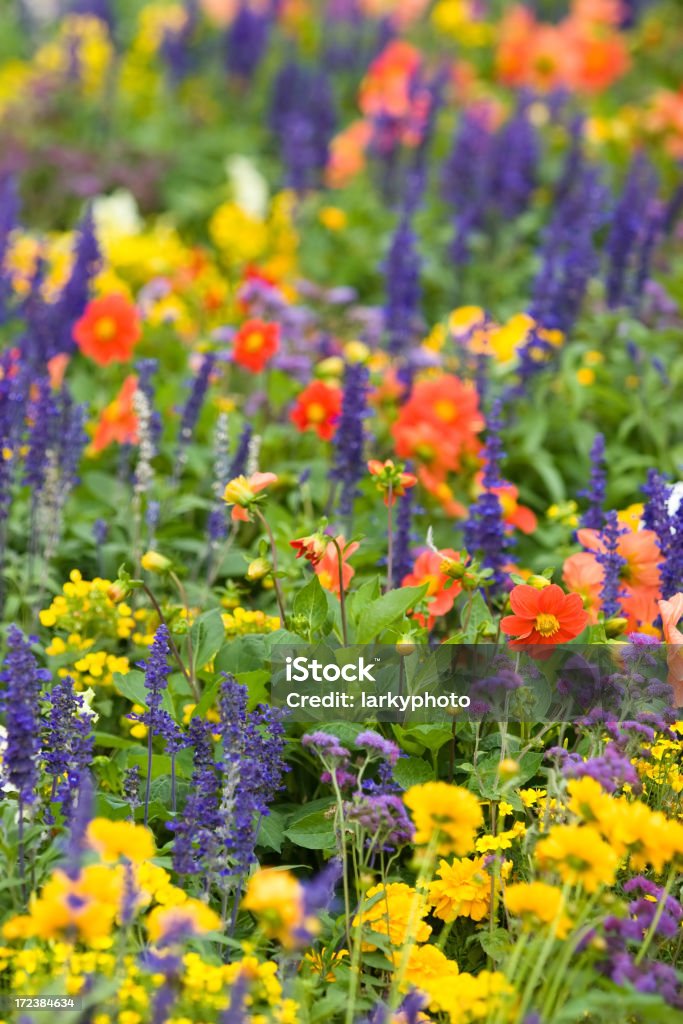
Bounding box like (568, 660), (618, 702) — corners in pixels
(501, 584), (589, 645)
(73, 294), (141, 366)
(233, 319), (280, 373)
(290, 380), (342, 441)
(402, 548), (462, 630)
(90, 375), (139, 454)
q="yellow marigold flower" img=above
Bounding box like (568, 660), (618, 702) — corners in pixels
(504, 881), (571, 938)
(353, 883), (431, 950)
(392, 943), (459, 1012)
(242, 869), (306, 947)
(87, 818), (155, 864)
(567, 776), (611, 823)
(438, 969), (513, 1022)
(146, 898), (221, 945)
(429, 855), (491, 922)
(535, 824), (618, 891)
(319, 206), (347, 231)
(404, 782), (483, 855)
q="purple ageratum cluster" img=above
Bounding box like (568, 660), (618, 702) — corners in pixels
(269, 61), (337, 192)
(579, 433), (606, 530)
(600, 877), (683, 1008)
(42, 676), (94, 822)
(548, 742), (640, 794)
(0, 626), (50, 806)
(330, 361), (370, 520)
(642, 470), (683, 598)
(344, 792), (412, 854)
(463, 400), (509, 592)
(355, 729), (400, 766)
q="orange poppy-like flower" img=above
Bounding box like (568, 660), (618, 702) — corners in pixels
(233, 319), (280, 373)
(73, 294), (142, 366)
(501, 584), (589, 645)
(367, 459), (418, 506)
(90, 375), (139, 454)
(657, 593), (683, 707)
(315, 536), (359, 595)
(326, 119), (372, 189)
(402, 549), (462, 630)
(562, 552), (603, 624)
(565, 528), (662, 629)
(223, 472), (278, 522)
(290, 381), (342, 441)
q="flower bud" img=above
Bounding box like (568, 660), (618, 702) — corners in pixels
(344, 340), (370, 364)
(498, 758), (520, 780)
(246, 557), (271, 581)
(396, 635), (417, 657)
(141, 550), (172, 574)
(526, 574), (551, 589)
(107, 580), (129, 603)
(605, 616), (628, 638)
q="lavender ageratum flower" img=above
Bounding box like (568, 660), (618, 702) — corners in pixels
(0, 626), (50, 805)
(302, 730), (351, 761)
(269, 62), (336, 191)
(43, 677), (94, 821)
(530, 148), (607, 334)
(224, 2), (271, 80)
(169, 717), (221, 875)
(0, 177), (20, 323)
(345, 793), (413, 852)
(579, 433), (606, 530)
(565, 742), (640, 794)
(593, 511), (626, 619)
(356, 730), (400, 766)
(392, 473), (416, 588)
(605, 153), (659, 309)
(52, 204), (101, 356)
(175, 352), (215, 473)
(464, 400), (509, 591)
(330, 361), (369, 519)
(642, 470), (683, 598)
(383, 210), (422, 356)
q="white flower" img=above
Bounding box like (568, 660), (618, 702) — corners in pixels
(667, 481), (683, 521)
(80, 688), (100, 724)
(225, 155), (269, 219)
(92, 189), (143, 242)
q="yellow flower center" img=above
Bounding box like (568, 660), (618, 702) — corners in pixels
(244, 331), (264, 352)
(307, 402), (327, 424)
(94, 316), (117, 341)
(535, 613), (560, 638)
(434, 399), (457, 422)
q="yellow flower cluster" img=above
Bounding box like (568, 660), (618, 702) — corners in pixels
(210, 191), (298, 283)
(40, 570), (154, 687)
(504, 881), (572, 939)
(429, 855), (496, 922)
(425, 306), (564, 366)
(222, 606), (281, 637)
(242, 868), (312, 948)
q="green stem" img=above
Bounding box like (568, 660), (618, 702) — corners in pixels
(330, 537), (349, 646)
(253, 508), (288, 628)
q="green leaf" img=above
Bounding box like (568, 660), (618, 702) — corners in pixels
(113, 670), (175, 717)
(257, 811), (286, 853)
(191, 677), (221, 719)
(94, 731), (138, 750)
(284, 810), (336, 850)
(392, 756), (434, 789)
(461, 591), (493, 643)
(477, 928), (513, 963)
(190, 608), (225, 671)
(355, 584), (428, 643)
(292, 574), (329, 636)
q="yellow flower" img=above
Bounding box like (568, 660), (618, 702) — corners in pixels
(319, 206), (347, 231)
(535, 824), (618, 891)
(576, 367), (595, 386)
(87, 818), (155, 864)
(146, 898), (221, 944)
(404, 782), (483, 855)
(141, 550), (172, 573)
(242, 869), (306, 947)
(393, 943), (459, 1012)
(353, 883), (431, 950)
(429, 855), (491, 922)
(504, 882), (571, 938)
(439, 969), (513, 1022)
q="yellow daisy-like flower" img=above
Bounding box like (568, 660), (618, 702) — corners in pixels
(535, 824), (618, 891)
(353, 883), (431, 950)
(404, 782), (483, 855)
(393, 943), (459, 1012)
(504, 881), (572, 938)
(146, 898), (221, 945)
(242, 868), (306, 947)
(87, 818), (155, 864)
(429, 855), (491, 922)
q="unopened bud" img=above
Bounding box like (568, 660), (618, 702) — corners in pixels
(605, 616), (628, 637)
(498, 758), (520, 780)
(141, 550), (172, 574)
(107, 581), (129, 603)
(527, 574), (551, 589)
(246, 557), (271, 581)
